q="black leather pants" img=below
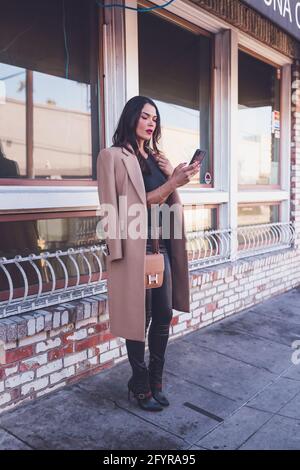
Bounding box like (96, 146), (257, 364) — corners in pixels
(125, 235), (173, 390)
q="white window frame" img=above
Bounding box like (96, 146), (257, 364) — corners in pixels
(123, 0), (292, 248)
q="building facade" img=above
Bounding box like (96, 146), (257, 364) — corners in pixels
(0, 0), (300, 413)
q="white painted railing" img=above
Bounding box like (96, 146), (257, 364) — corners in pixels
(0, 245), (108, 319)
(0, 222), (296, 318)
(187, 222), (296, 271)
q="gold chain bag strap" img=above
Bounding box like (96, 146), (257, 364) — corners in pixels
(145, 229), (165, 289)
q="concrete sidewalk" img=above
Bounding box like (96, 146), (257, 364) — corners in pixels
(1, 286), (300, 450)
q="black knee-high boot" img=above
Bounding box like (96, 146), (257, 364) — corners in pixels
(125, 338), (163, 411)
(148, 321), (170, 406)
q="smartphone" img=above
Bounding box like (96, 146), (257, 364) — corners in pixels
(189, 149), (206, 166)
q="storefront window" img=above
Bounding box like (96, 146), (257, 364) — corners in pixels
(0, 64), (26, 176)
(0, 0), (97, 181)
(0, 213), (106, 296)
(238, 50), (281, 186)
(184, 204), (218, 233)
(33, 72), (92, 179)
(138, 10), (213, 187)
(238, 203), (280, 226)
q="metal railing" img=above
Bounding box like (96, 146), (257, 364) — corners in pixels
(187, 222), (296, 271)
(0, 222), (297, 319)
(0, 245), (108, 319)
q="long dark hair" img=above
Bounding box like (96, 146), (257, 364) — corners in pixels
(112, 95), (162, 174)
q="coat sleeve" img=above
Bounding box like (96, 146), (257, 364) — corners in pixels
(97, 148), (123, 262)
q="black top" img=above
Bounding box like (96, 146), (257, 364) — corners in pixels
(139, 151), (168, 237)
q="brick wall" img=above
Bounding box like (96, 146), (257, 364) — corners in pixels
(1, 245), (300, 414)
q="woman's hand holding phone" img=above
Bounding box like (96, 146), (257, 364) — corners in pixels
(169, 161), (201, 188)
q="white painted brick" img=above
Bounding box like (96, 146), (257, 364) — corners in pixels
(99, 312), (109, 322)
(19, 332), (47, 347)
(66, 329), (87, 341)
(49, 324), (74, 338)
(109, 339), (122, 349)
(87, 348), (95, 358)
(206, 287), (217, 296)
(121, 345), (127, 356)
(218, 298), (228, 307)
(179, 312), (192, 322)
(61, 310), (69, 326)
(63, 351), (87, 367)
(172, 323), (186, 334)
(239, 291), (249, 299)
(0, 342), (17, 356)
(36, 382), (67, 397)
(36, 338), (61, 353)
(53, 311), (61, 329)
(212, 293), (223, 302)
(4, 365), (18, 377)
(100, 348), (120, 364)
(88, 356), (98, 366)
(201, 311), (213, 322)
(37, 360), (63, 378)
(23, 316), (36, 336)
(189, 300), (200, 310)
(229, 280), (239, 288)
(88, 327), (96, 335)
(5, 371), (34, 389)
(192, 291), (206, 301)
(75, 318), (97, 329)
(96, 342), (110, 354)
(35, 315), (44, 333)
(0, 393), (11, 406)
(191, 318), (200, 326)
(22, 377), (49, 395)
(21, 354), (48, 368)
(224, 289), (235, 298)
(213, 308), (225, 318)
(217, 284), (228, 292)
(229, 294), (239, 303)
(224, 304), (235, 314)
(0, 381), (4, 393)
(50, 366), (75, 385)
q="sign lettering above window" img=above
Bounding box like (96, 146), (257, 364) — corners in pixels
(242, 0), (300, 40)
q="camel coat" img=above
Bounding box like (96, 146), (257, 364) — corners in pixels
(96, 145), (190, 341)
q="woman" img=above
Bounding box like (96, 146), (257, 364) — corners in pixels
(97, 96), (200, 412)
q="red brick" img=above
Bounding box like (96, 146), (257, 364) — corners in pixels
(206, 303), (217, 313)
(100, 332), (115, 342)
(5, 345), (34, 364)
(171, 316), (179, 326)
(48, 343), (73, 361)
(94, 321), (110, 333)
(75, 334), (102, 352)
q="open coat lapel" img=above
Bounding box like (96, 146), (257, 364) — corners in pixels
(121, 146), (146, 206)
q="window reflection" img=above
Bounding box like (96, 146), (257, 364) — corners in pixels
(0, 64), (26, 177)
(238, 51), (281, 186)
(0, 215), (105, 293)
(33, 72), (92, 179)
(0, 65), (92, 179)
(138, 11), (212, 186)
(238, 204), (279, 227)
(184, 205), (218, 261)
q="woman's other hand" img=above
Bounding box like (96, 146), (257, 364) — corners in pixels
(153, 152), (174, 177)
